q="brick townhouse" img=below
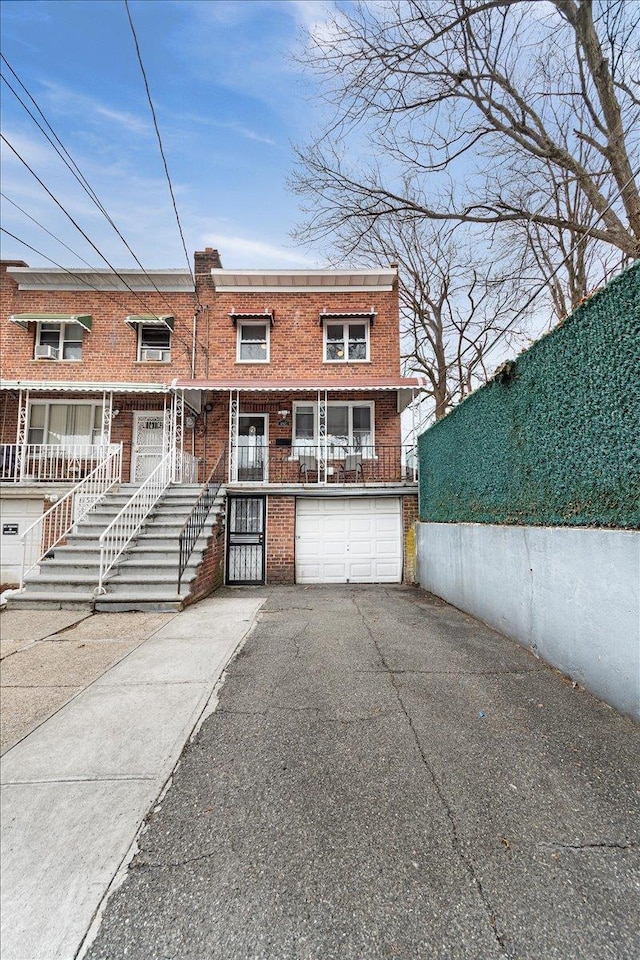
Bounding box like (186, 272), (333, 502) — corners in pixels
(0, 250), (420, 607)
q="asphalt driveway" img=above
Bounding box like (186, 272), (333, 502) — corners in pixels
(86, 585), (640, 960)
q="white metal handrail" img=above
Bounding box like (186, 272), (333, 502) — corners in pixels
(96, 451), (172, 595)
(18, 444), (122, 590)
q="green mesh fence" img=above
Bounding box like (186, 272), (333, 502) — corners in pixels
(418, 262), (640, 529)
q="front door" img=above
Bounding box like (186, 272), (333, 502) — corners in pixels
(236, 414), (267, 481)
(131, 411), (166, 482)
(226, 496), (266, 584)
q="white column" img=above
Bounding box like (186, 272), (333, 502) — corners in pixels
(229, 389), (239, 482)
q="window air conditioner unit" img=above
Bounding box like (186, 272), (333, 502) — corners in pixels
(35, 345), (59, 360)
(143, 348), (165, 361)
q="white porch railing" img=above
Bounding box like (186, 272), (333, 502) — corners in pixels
(1, 443), (116, 483)
(18, 444), (122, 591)
(96, 451), (172, 595)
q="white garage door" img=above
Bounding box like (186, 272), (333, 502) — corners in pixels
(296, 497), (402, 584)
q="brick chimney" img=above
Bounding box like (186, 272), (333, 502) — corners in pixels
(194, 247), (222, 276)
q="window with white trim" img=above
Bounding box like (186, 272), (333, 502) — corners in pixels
(138, 324), (171, 362)
(35, 322), (84, 361)
(293, 402), (374, 456)
(237, 322), (269, 362)
(324, 321), (369, 362)
(27, 402), (103, 445)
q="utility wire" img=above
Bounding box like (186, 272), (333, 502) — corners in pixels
(1, 192), (97, 269)
(457, 168), (640, 368)
(0, 132), (169, 322)
(0, 54), (184, 317)
(0, 226), (196, 360)
(124, 0), (200, 305)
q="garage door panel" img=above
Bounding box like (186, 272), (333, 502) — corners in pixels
(296, 498), (402, 584)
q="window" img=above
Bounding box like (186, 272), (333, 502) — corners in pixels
(293, 402), (374, 455)
(27, 403), (103, 446)
(293, 405), (316, 449)
(138, 325), (171, 362)
(35, 322), (84, 360)
(324, 322), (369, 362)
(237, 322), (269, 362)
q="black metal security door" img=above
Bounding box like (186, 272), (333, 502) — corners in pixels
(226, 496), (266, 584)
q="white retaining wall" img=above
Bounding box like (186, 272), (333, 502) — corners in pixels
(416, 523), (640, 721)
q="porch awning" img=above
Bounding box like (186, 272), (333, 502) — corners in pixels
(125, 314), (175, 331)
(172, 377), (423, 392)
(0, 380), (170, 395)
(9, 313), (93, 332)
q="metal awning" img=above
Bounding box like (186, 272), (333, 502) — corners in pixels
(229, 309), (275, 326)
(9, 313), (93, 331)
(125, 314), (175, 331)
(173, 377), (422, 392)
(0, 380), (170, 395)
(318, 310), (377, 326)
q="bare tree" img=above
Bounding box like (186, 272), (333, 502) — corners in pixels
(294, 0), (640, 297)
(327, 217), (528, 419)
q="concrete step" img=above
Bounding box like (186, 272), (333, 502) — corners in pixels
(7, 592), (95, 610)
(94, 594), (186, 613)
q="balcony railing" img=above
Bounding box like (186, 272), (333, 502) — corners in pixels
(1, 443), (116, 483)
(232, 444), (417, 485)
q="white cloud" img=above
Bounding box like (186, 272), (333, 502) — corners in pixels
(40, 80), (150, 136)
(184, 114), (277, 147)
(205, 233), (320, 268)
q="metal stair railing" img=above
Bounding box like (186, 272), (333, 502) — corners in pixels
(96, 450), (172, 596)
(18, 444), (122, 591)
(177, 451), (226, 593)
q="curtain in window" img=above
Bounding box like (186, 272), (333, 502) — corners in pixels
(47, 404), (93, 444)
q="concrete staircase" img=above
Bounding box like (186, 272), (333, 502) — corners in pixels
(8, 483), (226, 612)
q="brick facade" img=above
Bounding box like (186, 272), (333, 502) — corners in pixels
(266, 496), (296, 584)
(1, 252), (418, 590)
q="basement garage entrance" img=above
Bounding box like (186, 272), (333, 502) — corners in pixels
(295, 497), (402, 584)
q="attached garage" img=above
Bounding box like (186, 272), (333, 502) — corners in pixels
(295, 496), (402, 584)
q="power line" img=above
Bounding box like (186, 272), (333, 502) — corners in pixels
(0, 54), (184, 317)
(1, 191), (96, 269)
(0, 132), (170, 323)
(0, 226), (196, 360)
(124, 0), (199, 304)
(457, 169), (640, 368)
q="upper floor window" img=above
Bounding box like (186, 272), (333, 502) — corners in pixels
(35, 321), (84, 361)
(324, 322), (369, 362)
(138, 324), (171, 362)
(237, 322), (270, 363)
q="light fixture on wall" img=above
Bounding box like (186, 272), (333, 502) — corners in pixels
(278, 409), (290, 428)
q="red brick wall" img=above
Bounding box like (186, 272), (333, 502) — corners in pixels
(0, 262), (198, 382)
(184, 506), (226, 605)
(266, 496), (295, 584)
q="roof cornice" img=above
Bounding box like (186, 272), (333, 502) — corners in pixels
(6, 267), (194, 293)
(210, 268), (397, 293)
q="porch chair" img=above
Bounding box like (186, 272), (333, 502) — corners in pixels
(338, 453), (364, 483)
(298, 454), (317, 482)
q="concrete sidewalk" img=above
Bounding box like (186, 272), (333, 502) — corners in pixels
(0, 592), (265, 960)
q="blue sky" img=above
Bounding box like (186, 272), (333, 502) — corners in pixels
(0, 0), (337, 270)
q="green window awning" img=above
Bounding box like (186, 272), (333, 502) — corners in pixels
(9, 313), (93, 331)
(125, 314), (175, 331)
